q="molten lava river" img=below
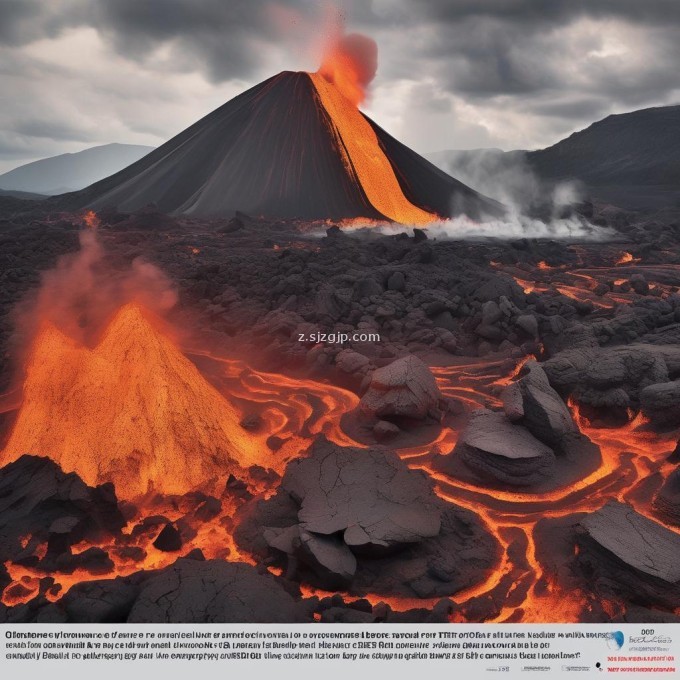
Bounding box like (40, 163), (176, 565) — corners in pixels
(0, 298), (678, 623)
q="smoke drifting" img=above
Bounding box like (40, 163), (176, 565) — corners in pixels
(265, 3), (377, 107)
(391, 214), (612, 241)
(15, 217), (178, 350)
(414, 148), (615, 240)
(317, 31), (378, 106)
(429, 149), (581, 216)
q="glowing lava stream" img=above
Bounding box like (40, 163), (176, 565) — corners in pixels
(2, 329), (678, 620)
(308, 71), (437, 225)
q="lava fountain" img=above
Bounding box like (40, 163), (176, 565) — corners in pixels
(0, 303), (257, 498)
(310, 29), (437, 225)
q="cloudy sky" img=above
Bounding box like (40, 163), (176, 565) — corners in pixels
(1, 0), (679, 173)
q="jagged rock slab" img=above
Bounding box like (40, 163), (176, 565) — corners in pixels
(281, 437), (442, 548)
(263, 524), (357, 587)
(569, 502), (680, 611)
(235, 438), (498, 598)
(127, 560), (311, 623)
(0, 455), (125, 565)
(441, 409), (556, 487)
(580, 501), (680, 583)
(348, 505), (499, 599)
(502, 360), (577, 448)
(359, 355), (442, 421)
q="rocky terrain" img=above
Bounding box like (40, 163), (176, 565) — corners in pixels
(1, 195), (680, 623)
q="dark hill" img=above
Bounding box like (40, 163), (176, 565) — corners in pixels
(527, 105), (680, 209)
(59, 71), (499, 222)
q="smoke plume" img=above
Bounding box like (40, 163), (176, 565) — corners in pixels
(13, 216), (178, 352)
(317, 31), (378, 106)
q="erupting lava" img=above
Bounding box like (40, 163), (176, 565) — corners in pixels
(1, 303), (257, 498)
(317, 31), (377, 107)
(309, 71), (437, 225)
(311, 27), (438, 224)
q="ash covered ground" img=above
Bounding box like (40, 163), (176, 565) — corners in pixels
(1, 197), (680, 624)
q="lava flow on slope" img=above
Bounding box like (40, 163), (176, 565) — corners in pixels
(58, 34), (498, 223)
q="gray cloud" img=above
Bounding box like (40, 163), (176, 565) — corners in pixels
(0, 0), (678, 172)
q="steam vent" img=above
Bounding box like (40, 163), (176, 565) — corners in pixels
(72, 71), (500, 222)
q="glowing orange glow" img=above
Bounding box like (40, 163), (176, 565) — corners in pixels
(317, 32), (376, 107)
(615, 251), (635, 265)
(82, 210), (100, 230)
(0, 304), (261, 497)
(308, 72), (437, 225)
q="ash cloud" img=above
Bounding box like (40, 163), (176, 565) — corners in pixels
(15, 217), (178, 349)
(1, 1), (680, 172)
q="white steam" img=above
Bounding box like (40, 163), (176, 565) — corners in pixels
(414, 148), (615, 240)
(374, 213), (612, 241)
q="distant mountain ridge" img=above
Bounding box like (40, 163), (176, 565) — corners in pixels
(0, 144), (155, 195)
(527, 105), (680, 187)
(428, 105), (680, 211)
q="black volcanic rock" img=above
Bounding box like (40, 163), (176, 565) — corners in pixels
(640, 381), (680, 425)
(502, 360), (578, 448)
(440, 409), (556, 487)
(577, 501), (680, 609)
(127, 560), (311, 623)
(152, 523), (183, 552)
(60, 578), (141, 623)
(282, 437), (442, 550)
(434, 360), (600, 490)
(264, 525), (357, 588)
(234, 437), (498, 598)
(654, 468), (680, 526)
(0, 455), (125, 565)
(542, 344), (680, 411)
(359, 355), (443, 421)
(9, 559), (313, 623)
(59, 71), (499, 221)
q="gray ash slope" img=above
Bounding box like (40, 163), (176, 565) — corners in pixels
(55, 71), (499, 221)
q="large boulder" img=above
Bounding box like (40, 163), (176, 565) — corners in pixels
(434, 361), (600, 490)
(235, 438), (498, 598)
(577, 501), (680, 609)
(280, 437), (442, 551)
(440, 409), (556, 487)
(359, 355), (442, 421)
(501, 360), (578, 448)
(639, 381), (680, 425)
(0, 455), (125, 565)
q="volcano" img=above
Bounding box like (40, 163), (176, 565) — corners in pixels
(0, 303), (257, 498)
(66, 71), (500, 223)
